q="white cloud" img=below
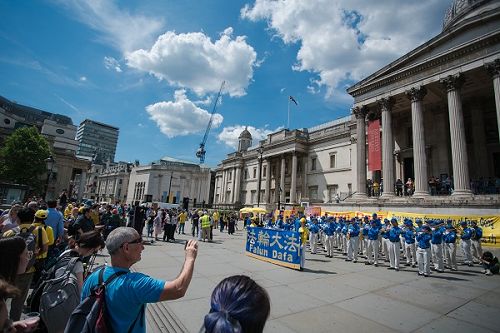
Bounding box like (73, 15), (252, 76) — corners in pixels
(145, 90), (223, 138)
(217, 125), (282, 149)
(56, 0), (164, 52)
(79, 76), (87, 81)
(126, 28), (258, 97)
(241, 0), (449, 99)
(103, 56), (122, 72)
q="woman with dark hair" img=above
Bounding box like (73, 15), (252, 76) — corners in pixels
(203, 275), (270, 333)
(0, 237), (30, 283)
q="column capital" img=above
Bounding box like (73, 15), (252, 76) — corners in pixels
(378, 97), (395, 113)
(440, 73), (465, 92)
(405, 86), (427, 102)
(485, 59), (500, 79)
(351, 106), (368, 119)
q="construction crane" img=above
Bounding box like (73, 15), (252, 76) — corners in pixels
(196, 81), (225, 164)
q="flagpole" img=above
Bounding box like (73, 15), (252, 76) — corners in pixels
(287, 97), (290, 129)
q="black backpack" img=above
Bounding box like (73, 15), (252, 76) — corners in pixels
(64, 268), (143, 333)
(18, 225), (37, 271)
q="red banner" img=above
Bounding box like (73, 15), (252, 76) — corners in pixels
(368, 120), (381, 171)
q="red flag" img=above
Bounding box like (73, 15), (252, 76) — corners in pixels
(289, 95), (298, 105)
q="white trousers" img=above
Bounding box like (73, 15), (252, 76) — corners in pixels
(366, 239), (379, 264)
(389, 241), (400, 269)
(382, 238), (390, 259)
(444, 242), (457, 270)
(417, 247), (431, 275)
(310, 232), (318, 253)
(300, 245), (306, 268)
(471, 240), (483, 261)
(405, 242), (417, 265)
(461, 239), (473, 264)
(325, 235), (334, 257)
(347, 236), (359, 260)
(431, 243), (444, 270)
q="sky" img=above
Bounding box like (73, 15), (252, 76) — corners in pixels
(0, 0), (451, 167)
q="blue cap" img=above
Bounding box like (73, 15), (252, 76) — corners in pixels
(422, 225), (431, 231)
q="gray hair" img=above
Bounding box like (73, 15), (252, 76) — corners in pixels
(106, 227), (139, 255)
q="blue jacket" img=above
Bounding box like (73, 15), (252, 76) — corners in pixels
(461, 227), (474, 240)
(473, 227), (483, 240)
(388, 226), (402, 242)
(348, 223), (360, 237)
(323, 223), (335, 236)
(443, 230), (456, 243)
(367, 226), (380, 240)
(403, 229), (416, 244)
(276, 219), (284, 229)
(416, 233), (432, 249)
(341, 224), (348, 235)
(362, 224), (370, 236)
(382, 225), (390, 239)
(309, 223), (319, 234)
(431, 228), (443, 244)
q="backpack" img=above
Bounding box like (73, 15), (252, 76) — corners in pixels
(29, 252), (78, 312)
(39, 256), (82, 333)
(64, 268), (143, 333)
(18, 225), (37, 271)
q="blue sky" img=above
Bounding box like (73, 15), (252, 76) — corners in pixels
(0, 0), (450, 167)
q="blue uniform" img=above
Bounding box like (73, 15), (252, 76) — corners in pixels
(388, 226), (402, 242)
(461, 227), (473, 240)
(367, 226), (380, 240)
(403, 229), (416, 244)
(416, 233), (431, 249)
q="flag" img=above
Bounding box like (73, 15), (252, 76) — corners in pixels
(289, 95), (298, 105)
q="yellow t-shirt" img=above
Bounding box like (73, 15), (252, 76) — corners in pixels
(179, 212), (187, 224)
(32, 223), (54, 258)
(90, 211), (100, 225)
(213, 212), (219, 222)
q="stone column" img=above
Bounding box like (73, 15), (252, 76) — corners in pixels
(231, 167), (237, 203)
(302, 157), (308, 199)
(485, 59), (500, 143)
(221, 170), (226, 203)
(78, 171), (87, 201)
(256, 159), (262, 206)
(234, 167), (241, 203)
(405, 86), (429, 197)
(280, 155), (286, 198)
(264, 160), (271, 203)
(290, 153), (298, 203)
(380, 98), (395, 197)
(440, 74), (472, 196)
(352, 106), (368, 198)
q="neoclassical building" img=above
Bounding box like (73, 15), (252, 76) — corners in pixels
(126, 157), (213, 207)
(95, 162), (133, 203)
(347, 0), (500, 202)
(214, 117), (356, 209)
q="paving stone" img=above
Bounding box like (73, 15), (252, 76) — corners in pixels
(336, 293), (441, 332)
(414, 316), (496, 333)
(447, 301), (500, 331)
(265, 284), (327, 319)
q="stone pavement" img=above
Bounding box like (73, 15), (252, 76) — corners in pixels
(106, 223), (500, 333)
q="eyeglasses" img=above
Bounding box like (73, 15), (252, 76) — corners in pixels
(120, 237), (143, 248)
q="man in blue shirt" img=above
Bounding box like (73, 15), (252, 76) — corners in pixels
(323, 218), (335, 258)
(443, 223), (458, 271)
(416, 225), (432, 277)
(471, 221), (483, 263)
(45, 200), (64, 244)
(81, 227), (198, 333)
(460, 221), (474, 266)
(365, 220), (380, 266)
(387, 218), (402, 271)
(403, 219), (417, 268)
(308, 217), (319, 254)
(430, 221), (445, 273)
(346, 218), (360, 262)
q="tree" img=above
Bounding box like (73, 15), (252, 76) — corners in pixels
(0, 126), (51, 192)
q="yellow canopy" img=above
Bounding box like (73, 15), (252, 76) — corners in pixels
(239, 207), (267, 214)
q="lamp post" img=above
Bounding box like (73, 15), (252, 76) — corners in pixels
(44, 155), (55, 200)
(256, 146), (264, 207)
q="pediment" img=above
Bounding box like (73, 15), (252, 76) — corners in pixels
(347, 7), (500, 97)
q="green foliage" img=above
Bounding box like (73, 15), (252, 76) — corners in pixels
(0, 126), (51, 191)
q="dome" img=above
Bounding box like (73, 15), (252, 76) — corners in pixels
(238, 127), (252, 140)
(443, 0), (495, 30)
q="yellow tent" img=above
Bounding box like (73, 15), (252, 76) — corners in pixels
(239, 207), (267, 214)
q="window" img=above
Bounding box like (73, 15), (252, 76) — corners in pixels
(309, 186), (318, 200)
(328, 185), (339, 202)
(251, 190), (256, 203)
(244, 169), (249, 180)
(348, 183), (352, 195)
(119, 179), (123, 184)
(263, 166), (267, 178)
(228, 171), (232, 181)
(285, 161), (289, 175)
(56, 128), (65, 134)
(253, 168), (257, 178)
(311, 158), (317, 171)
(330, 154), (336, 168)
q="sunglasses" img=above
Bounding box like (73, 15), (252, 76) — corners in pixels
(121, 237), (143, 248)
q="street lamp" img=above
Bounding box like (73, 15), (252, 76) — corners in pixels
(167, 171), (174, 203)
(44, 155), (55, 200)
(256, 146), (264, 207)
